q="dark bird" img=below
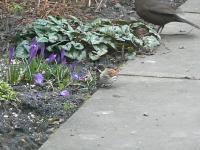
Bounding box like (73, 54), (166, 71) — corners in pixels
(135, 0), (200, 33)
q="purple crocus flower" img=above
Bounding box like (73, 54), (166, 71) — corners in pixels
(56, 55), (61, 64)
(46, 53), (57, 63)
(8, 47), (15, 64)
(34, 73), (44, 85)
(71, 72), (85, 81)
(60, 90), (70, 97)
(71, 72), (79, 80)
(78, 75), (86, 81)
(60, 49), (66, 64)
(29, 38), (39, 63)
(69, 61), (77, 72)
(39, 44), (45, 58)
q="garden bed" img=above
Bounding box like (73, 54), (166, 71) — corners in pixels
(0, 1), (160, 150)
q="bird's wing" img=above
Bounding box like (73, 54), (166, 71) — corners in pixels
(146, 2), (177, 15)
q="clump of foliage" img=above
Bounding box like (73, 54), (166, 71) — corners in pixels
(0, 81), (16, 101)
(63, 101), (76, 110)
(9, 1), (25, 14)
(7, 57), (71, 87)
(15, 16), (160, 61)
(6, 40), (93, 91)
(4, 16), (160, 91)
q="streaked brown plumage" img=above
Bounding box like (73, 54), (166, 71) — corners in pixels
(98, 68), (119, 87)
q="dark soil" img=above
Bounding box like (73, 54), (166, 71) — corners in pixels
(0, 0), (135, 149)
(0, 59), (101, 150)
(0, 86), (86, 150)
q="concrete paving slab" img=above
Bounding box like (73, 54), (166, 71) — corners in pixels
(120, 13), (200, 79)
(40, 76), (200, 150)
(182, 0), (200, 13)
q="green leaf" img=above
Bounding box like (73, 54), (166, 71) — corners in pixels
(61, 41), (84, 51)
(16, 46), (28, 58)
(50, 26), (60, 32)
(33, 26), (44, 37)
(89, 52), (99, 60)
(48, 33), (59, 43)
(93, 44), (108, 56)
(64, 31), (78, 40)
(78, 51), (86, 60)
(90, 34), (103, 45)
(15, 40), (29, 58)
(33, 19), (49, 26)
(0, 82), (16, 101)
(48, 16), (61, 25)
(66, 50), (79, 59)
(91, 18), (112, 27)
(142, 35), (160, 49)
(36, 36), (48, 43)
(66, 24), (74, 32)
(131, 22), (145, 28)
(57, 34), (66, 41)
(88, 44), (108, 60)
(61, 18), (69, 24)
(60, 28), (69, 35)
(68, 15), (82, 26)
(121, 25), (130, 34)
(47, 45), (54, 52)
(63, 42), (72, 51)
(73, 42), (84, 50)
(60, 45), (68, 51)
(103, 38), (116, 49)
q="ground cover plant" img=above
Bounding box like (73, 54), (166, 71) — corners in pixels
(0, 0), (161, 149)
(14, 16), (160, 61)
(3, 15), (160, 87)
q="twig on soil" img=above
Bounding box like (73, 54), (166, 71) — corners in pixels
(95, 0), (106, 12)
(121, 44), (125, 61)
(36, 0), (41, 9)
(44, 2), (59, 17)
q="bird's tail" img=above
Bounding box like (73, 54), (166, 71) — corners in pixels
(176, 16), (200, 29)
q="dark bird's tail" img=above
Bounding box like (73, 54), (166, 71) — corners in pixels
(176, 15), (200, 29)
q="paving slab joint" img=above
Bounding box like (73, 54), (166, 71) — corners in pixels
(183, 11), (200, 14)
(118, 73), (200, 81)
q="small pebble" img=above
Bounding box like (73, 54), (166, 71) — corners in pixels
(143, 113), (149, 117)
(3, 115), (9, 118)
(179, 46), (185, 49)
(12, 112), (18, 117)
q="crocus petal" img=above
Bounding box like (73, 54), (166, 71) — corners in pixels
(8, 47), (15, 64)
(78, 75), (86, 81)
(29, 38), (39, 63)
(56, 55), (61, 64)
(71, 72), (85, 81)
(71, 72), (79, 80)
(60, 90), (70, 97)
(34, 73), (44, 85)
(46, 53), (57, 63)
(69, 61), (77, 72)
(60, 49), (66, 64)
(39, 45), (45, 58)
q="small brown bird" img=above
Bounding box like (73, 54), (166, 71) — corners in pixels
(135, 0), (200, 32)
(98, 68), (119, 87)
